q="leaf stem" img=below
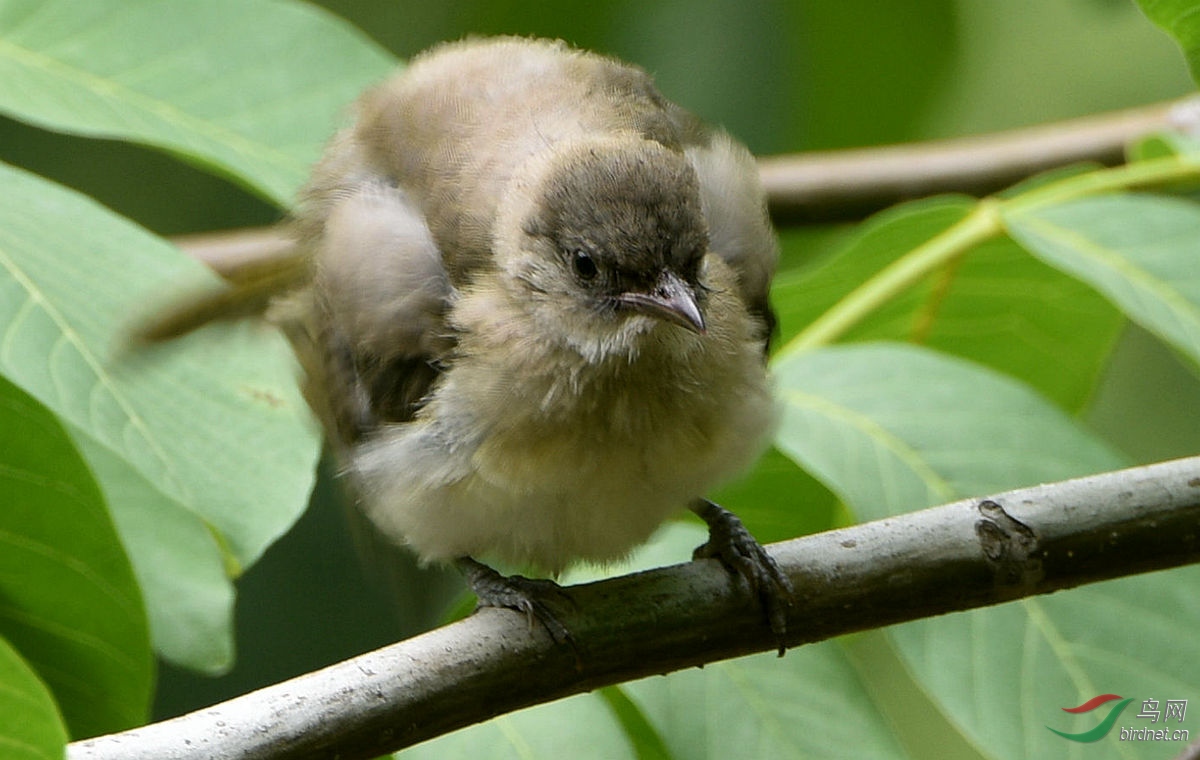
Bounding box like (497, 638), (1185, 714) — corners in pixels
(1002, 153), (1200, 215)
(775, 201), (1002, 359)
(774, 153), (1200, 359)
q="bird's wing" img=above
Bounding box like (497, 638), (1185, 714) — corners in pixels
(676, 118), (779, 346)
(291, 131), (455, 446)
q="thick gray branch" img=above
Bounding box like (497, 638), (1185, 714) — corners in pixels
(69, 457), (1200, 760)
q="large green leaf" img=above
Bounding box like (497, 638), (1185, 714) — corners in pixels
(398, 690), (631, 759)
(0, 375), (151, 739)
(1005, 193), (1200, 369)
(773, 198), (976, 349)
(1138, 0), (1200, 86)
(0, 0), (396, 205)
(892, 564), (1200, 760)
(773, 341), (1198, 759)
(772, 196), (1123, 412)
(627, 637), (910, 759)
(69, 433), (235, 671)
(0, 161), (321, 672)
(772, 342), (1124, 518)
(0, 637), (66, 760)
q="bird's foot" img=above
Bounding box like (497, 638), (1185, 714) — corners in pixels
(690, 499), (794, 656)
(456, 557), (574, 645)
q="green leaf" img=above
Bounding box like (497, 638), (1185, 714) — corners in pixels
(772, 343), (1124, 519)
(397, 691), (632, 759)
(1128, 131), (1200, 162)
(922, 234), (1124, 412)
(772, 196), (1123, 411)
(0, 375), (151, 739)
(0, 637), (67, 760)
(772, 340), (1195, 759)
(68, 433), (235, 672)
(1005, 193), (1200, 369)
(708, 447), (839, 544)
(627, 641), (910, 759)
(840, 632), (988, 760)
(1138, 0), (1200, 86)
(0, 0), (396, 205)
(773, 197), (975, 349)
(597, 686), (673, 760)
(892, 564), (1200, 760)
(0, 161), (321, 672)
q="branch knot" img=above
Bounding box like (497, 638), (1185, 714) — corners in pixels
(975, 499), (1044, 591)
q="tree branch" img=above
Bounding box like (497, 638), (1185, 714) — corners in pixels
(170, 97), (1200, 278)
(69, 457), (1200, 760)
(760, 96), (1200, 223)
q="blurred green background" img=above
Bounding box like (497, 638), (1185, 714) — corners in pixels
(3, 0), (1196, 723)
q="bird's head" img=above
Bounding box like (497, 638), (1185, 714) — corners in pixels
(495, 136), (711, 359)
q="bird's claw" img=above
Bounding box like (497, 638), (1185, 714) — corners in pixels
(691, 499), (795, 656)
(456, 557), (575, 646)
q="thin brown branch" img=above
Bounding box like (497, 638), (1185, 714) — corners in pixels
(69, 457), (1200, 760)
(760, 96), (1200, 222)
(172, 97), (1200, 274)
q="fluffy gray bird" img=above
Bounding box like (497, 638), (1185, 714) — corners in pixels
(279, 36), (790, 642)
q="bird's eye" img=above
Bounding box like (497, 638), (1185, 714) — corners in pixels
(571, 249), (599, 280)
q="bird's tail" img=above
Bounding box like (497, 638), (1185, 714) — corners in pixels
(129, 227), (312, 344)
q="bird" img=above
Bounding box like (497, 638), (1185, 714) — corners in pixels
(151, 35), (792, 647)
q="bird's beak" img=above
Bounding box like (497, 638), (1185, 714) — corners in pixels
(618, 270), (706, 334)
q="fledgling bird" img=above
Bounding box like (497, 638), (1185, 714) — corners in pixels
(281, 37), (790, 643)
